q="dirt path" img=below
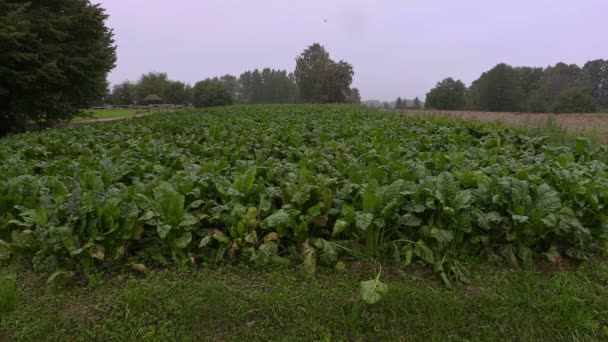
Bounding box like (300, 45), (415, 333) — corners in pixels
(68, 114), (151, 126)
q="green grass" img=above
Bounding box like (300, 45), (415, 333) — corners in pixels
(77, 109), (141, 120)
(0, 274), (16, 315)
(2, 261), (608, 341)
(523, 114), (608, 145)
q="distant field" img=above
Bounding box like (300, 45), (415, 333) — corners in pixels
(396, 109), (608, 141)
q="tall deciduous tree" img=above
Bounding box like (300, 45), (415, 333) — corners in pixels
(294, 43), (354, 103)
(235, 69), (295, 104)
(552, 87), (597, 113)
(583, 59), (608, 108)
(237, 71), (253, 104)
(515, 66), (544, 112)
(0, 0), (116, 134)
(164, 80), (190, 106)
(134, 72), (171, 104)
(209, 74), (238, 102)
(184, 84), (194, 106)
(348, 88), (361, 104)
(412, 97), (422, 109)
(474, 64), (523, 112)
(395, 97), (404, 109)
(425, 78), (467, 110)
(250, 70), (264, 104)
(192, 80), (233, 108)
(536, 63), (587, 111)
(107, 81), (136, 105)
(464, 63), (597, 113)
(288, 73), (299, 103)
(130, 72), (191, 105)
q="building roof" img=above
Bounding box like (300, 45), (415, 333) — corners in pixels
(143, 94), (162, 102)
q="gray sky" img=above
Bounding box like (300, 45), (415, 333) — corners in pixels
(98, 0), (608, 101)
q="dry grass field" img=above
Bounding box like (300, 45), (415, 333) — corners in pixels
(397, 109), (608, 142)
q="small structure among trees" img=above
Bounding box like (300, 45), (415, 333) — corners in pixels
(143, 94), (162, 105)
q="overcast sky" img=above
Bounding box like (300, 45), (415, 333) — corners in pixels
(97, 0), (608, 101)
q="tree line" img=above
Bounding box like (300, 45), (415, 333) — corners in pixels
(394, 97), (422, 109)
(2, 0), (360, 134)
(425, 60), (608, 113)
(363, 98), (422, 110)
(105, 69), (294, 107)
(4, 0), (605, 137)
(106, 43), (360, 108)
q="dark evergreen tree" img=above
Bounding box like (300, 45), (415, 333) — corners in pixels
(395, 97), (404, 109)
(0, 0), (116, 134)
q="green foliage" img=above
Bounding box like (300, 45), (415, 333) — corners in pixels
(106, 81), (136, 105)
(132, 72), (191, 105)
(0, 104), (607, 284)
(538, 63), (587, 108)
(237, 70), (263, 104)
(0, 0), (116, 135)
(4, 264), (608, 340)
(133, 72), (170, 104)
(473, 64), (524, 111)
(237, 69), (297, 104)
(463, 62), (601, 113)
(295, 43), (354, 103)
(412, 97), (422, 109)
(210, 74), (239, 102)
(111, 46), (358, 107)
(425, 78), (467, 110)
(109, 73), (193, 106)
(0, 273), (16, 313)
(516, 66), (545, 112)
(583, 59), (608, 108)
(0, 240), (11, 260)
(552, 87), (597, 113)
(348, 88), (361, 104)
(360, 266), (389, 304)
(395, 97), (405, 110)
(192, 80), (233, 108)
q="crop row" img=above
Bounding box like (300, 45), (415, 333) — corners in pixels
(1, 105), (607, 284)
